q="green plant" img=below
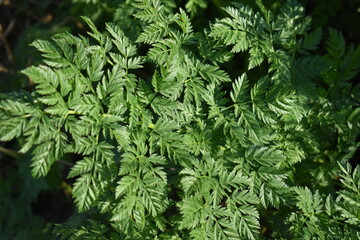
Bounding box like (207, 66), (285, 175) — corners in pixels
(0, 0), (359, 239)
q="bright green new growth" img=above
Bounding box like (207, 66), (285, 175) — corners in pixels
(0, 0), (359, 239)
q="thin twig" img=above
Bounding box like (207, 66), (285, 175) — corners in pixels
(0, 146), (21, 159)
(57, 159), (75, 167)
(4, 18), (15, 37)
(0, 24), (14, 62)
(0, 65), (15, 74)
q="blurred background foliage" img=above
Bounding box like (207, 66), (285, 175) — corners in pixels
(0, 0), (359, 239)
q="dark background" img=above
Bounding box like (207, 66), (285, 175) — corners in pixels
(0, 0), (359, 239)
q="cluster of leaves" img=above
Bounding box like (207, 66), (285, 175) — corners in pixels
(0, 0), (359, 239)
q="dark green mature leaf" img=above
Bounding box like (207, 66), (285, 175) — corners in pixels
(73, 174), (99, 212)
(0, 0), (359, 239)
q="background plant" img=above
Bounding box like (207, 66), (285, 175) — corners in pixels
(0, 0), (359, 239)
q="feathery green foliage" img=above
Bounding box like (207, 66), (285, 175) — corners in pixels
(0, 0), (359, 239)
